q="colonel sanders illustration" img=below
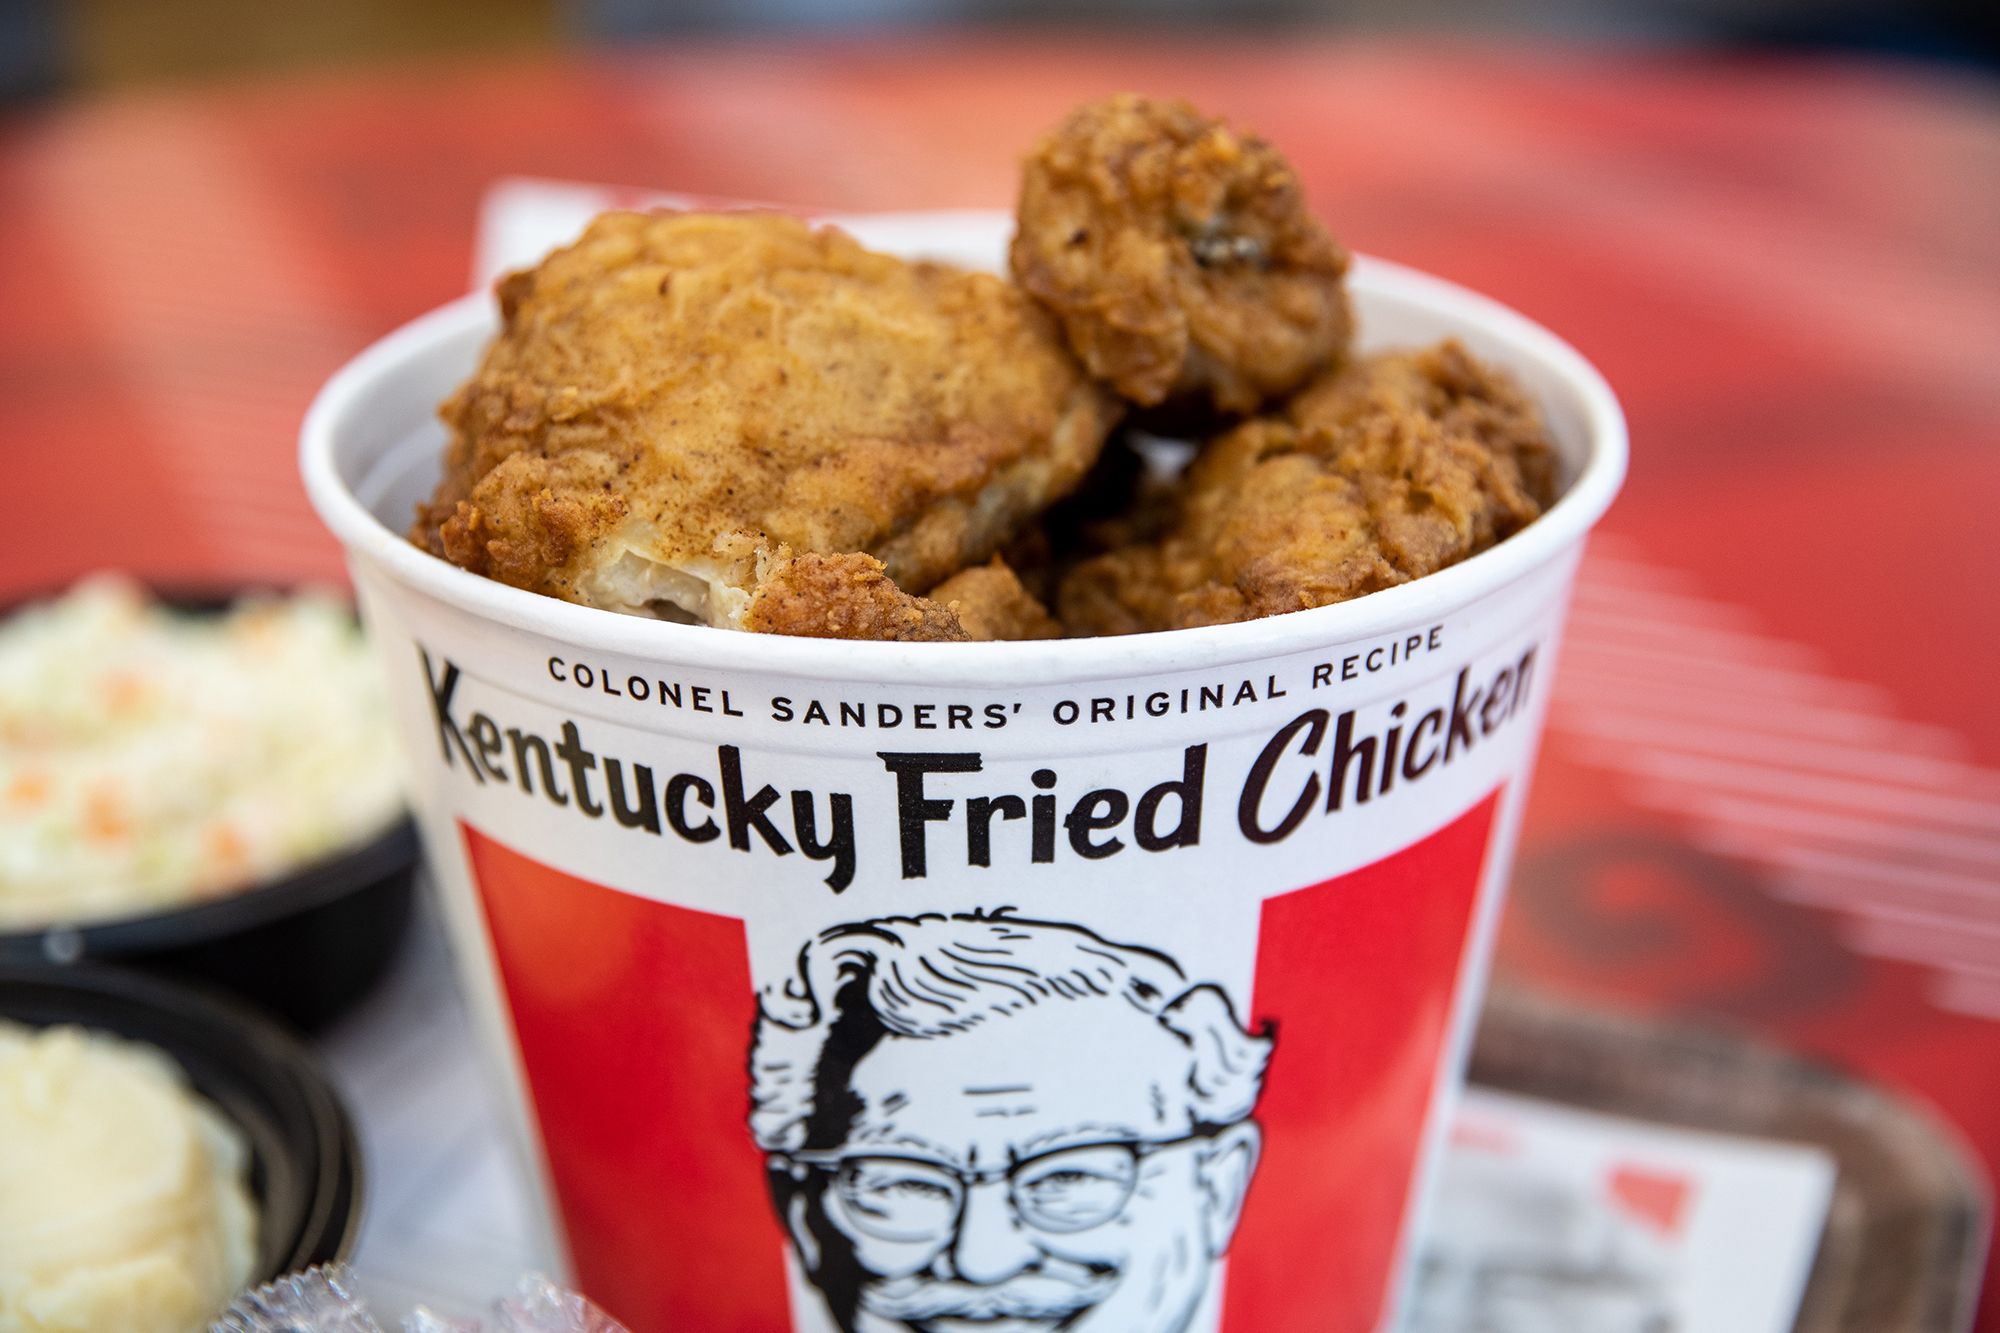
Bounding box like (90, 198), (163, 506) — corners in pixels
(750, 910), (1274, 1333)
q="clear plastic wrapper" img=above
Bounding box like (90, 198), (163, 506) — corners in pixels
(212, 1267), (384, 1333)
(213, 1267), (628, 1333)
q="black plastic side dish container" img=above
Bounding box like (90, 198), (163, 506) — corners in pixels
(0, 817), (419, 1032)
(0, 584), (419, 1032)
(0, 963), (362, 1278)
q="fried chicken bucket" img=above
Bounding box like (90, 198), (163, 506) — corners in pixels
(302, 209), (1623, 1333)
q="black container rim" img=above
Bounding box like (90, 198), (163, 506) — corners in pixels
(0, 816), (420, 960)
(0, 962), (364, 1274)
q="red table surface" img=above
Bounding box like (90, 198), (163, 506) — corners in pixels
(3, 36), (1997, 1322)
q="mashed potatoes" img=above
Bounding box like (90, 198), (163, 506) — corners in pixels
(0, 1022), (258, 1332)
(0, 576), (403, 928)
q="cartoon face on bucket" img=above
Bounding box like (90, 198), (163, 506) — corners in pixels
(751, 911), (1274, 1333)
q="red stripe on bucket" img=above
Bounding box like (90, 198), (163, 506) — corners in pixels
(462, 825), (792, 1333)
(1226, 793), (1498, 1333)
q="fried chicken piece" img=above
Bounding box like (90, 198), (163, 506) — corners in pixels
(1011, 94), (1352, 415)
(740, 551), (968, 642)
(413, 211), (1120, 636)
(929, 559), (1062, 641)
(1059, 341), (1557, 634)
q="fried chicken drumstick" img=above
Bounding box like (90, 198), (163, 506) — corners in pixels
(412, 211), (1118, 640)
(1011, 94), (1353, 415)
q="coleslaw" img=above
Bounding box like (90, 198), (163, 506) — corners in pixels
(0, 577), (404, 928)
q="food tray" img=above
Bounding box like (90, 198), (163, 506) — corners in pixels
(1470, 983), (1990, 1332)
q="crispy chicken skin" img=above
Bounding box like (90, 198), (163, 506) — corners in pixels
(1059, 341), (1558, 635)
(735, 554), (1057, 643)
(929, 559), (1063, 640)
(738, 551), (969, 642)
(412, 211), (1119, 635)
(1011, 94), (1353, 415)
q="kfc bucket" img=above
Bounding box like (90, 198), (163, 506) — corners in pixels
(302, 210), (1624, 1333)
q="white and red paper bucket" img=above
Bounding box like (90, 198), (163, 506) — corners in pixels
(302, 212), (1625, 1333)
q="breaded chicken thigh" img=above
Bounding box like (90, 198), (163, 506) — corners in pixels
(412, 211), (1119, 637)
(1059, 341), (1557, 634)
(1011, 94), (1352, 415)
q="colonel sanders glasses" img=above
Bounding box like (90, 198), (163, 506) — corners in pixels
(781, 1132), (1221, 1242)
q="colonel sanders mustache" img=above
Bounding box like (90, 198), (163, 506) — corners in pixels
(859, 1263), (1118, 1322)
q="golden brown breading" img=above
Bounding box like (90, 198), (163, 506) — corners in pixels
(1059, 341), (1557, 634)
(1010, 94), (1352, 415)
(413, 211), (1120, 634)
(929, 559), (1062, 641)
(740, 551), (968, 642)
